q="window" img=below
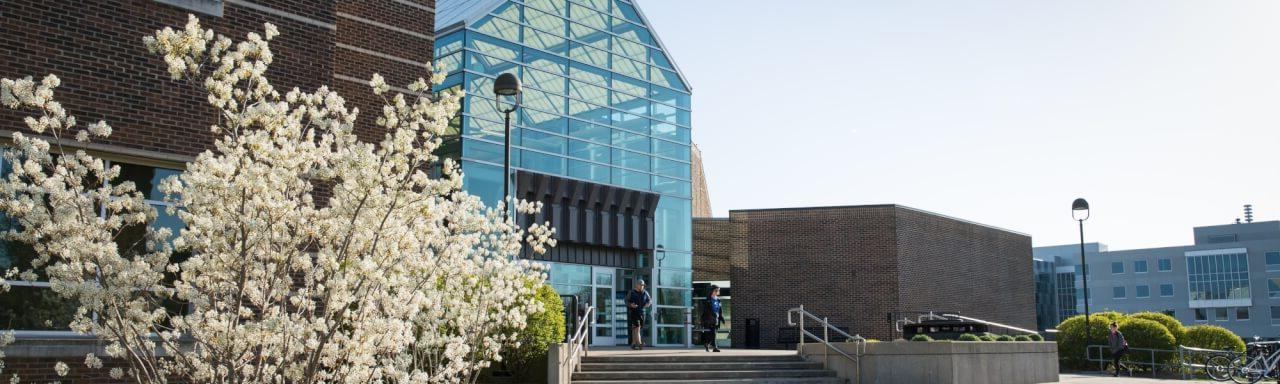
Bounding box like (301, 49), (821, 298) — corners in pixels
(1113, 286), (1126, 299)
(155, 0), (223, 16)
(1134, 260), (1148, 273)
(1135, 285), (1150, 298)
(1216, 308), (1229, 321)
(1186, 250), (1251, 303)
(1268, 252), (1280, 272)
(1112, 262), (1124, 274)
(0, 156), (187, 331)
(1162, 309), (1176, 317)
(1272, 306), (1280, 325)
(1238, 307), (1251, 321)
(1158, 258), (1173, 272)
(1271, 278), (1280, 299)
(1160, 283), (1175, 297)
(1209, 234), (1239, 243)
(1196, 308), (1208, 321)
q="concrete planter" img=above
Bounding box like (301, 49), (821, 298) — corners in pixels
(799, 341), (1058, 384)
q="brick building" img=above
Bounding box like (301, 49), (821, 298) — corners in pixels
(693, 204), (1037, 349)
(0, 0), (434, 380)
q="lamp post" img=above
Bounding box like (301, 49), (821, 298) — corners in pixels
(493, 73), (521, 214)
(1072, 198), (1091, 355)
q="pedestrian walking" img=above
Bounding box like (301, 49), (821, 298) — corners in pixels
(625, 279), (651, 350)
(1108, 321), (1130, 377)
(701, 285), (725, 352)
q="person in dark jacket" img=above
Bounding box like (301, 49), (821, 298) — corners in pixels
(700, 285), (724, 352)
(1108, 321), (1130, 377)
(625, 279), (651, 350)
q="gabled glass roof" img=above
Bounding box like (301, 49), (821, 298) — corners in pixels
(436, 0), (691, 91)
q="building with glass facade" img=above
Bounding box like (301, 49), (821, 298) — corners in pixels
(1033, 221), (1280, 338)
(433, 0), (694, 346)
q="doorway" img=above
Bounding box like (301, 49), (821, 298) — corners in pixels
(590, 266), (616, 346)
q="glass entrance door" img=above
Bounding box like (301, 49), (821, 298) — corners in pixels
(590, 267), (616, 346)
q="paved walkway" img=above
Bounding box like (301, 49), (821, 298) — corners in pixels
(1055, 373), (1200, 383)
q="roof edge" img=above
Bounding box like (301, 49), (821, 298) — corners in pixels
(728, 203), (1030, 237)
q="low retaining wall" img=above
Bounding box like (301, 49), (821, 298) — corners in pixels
(799, 341), (1058, 384)
(545, 343), (577, 384)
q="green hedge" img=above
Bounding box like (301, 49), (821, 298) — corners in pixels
(500, 283), (566, 381)
(979, 333), (998, 342)
(957, 333), (981, 342)
(995, 335), (1015, 342)
(1129, 312), (1185, 344)
(911, 334), (933, 342)
(1056, 314), (1113, 369)
(1014, 335), (1032, 342)
(1028, 333), (1044, 341)
(1183, 324), (1244, 352)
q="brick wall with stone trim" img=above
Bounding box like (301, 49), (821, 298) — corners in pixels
(695, 205), (1035, 349)
(0, 0), (433, 379)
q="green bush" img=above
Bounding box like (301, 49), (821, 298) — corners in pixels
(500, 283), (566, 381)
(957, 333), (981, 342)
(1118, 318), (1176, 358)
(995, 335), (1015, 342)
(1183, 325), (1245, 352)
(910, 334), (933, 342)
(1056, 314), (1113, 369)
(1094, 311), (1126, 322)
(1129, 312), (1185, 344)
(979, 333), (998, 341)
(1028, 333), (1044, 341)
(1013, 335), (1032, 342)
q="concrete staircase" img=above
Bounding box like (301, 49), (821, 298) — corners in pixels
(572, 352), (844, 384)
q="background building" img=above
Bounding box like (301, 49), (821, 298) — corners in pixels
(1031, 243), (1106, 331)
(0, 0), (436, 380)
(694, 204), (1037, 348)
(1033, 220), (1280, 338)
(432, 0), (695, 346)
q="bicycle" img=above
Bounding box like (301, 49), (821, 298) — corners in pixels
(1229, 340), (1280, 383)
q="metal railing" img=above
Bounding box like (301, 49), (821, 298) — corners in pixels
(1087, 344), (1182, 378)
(787, 305), (866, 370)
(563, 306), (594, 373)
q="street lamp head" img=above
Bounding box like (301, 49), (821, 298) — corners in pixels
(1072, 198), (1090, 221)
(493, 73), (521, 96)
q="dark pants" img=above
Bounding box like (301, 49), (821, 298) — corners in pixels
(1111, 347), (1129, 375)
(627, 310), (643, 345)
(702, 324), (719, 346)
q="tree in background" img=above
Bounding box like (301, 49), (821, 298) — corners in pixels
(0, 15), (556, 383)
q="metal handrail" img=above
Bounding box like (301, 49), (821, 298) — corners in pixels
(787, 305), (866, 369)
(942, 313), (1042, 335)
(563, 306), (594, 373)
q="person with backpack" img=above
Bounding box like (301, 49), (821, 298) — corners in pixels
(700, 285), (725, 352)
(1108, 321), (1130, 377)
(625, 279), (651, 350)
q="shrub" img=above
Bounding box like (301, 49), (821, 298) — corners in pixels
(1183, 325), (1245, 352)
(1056, 314), (1113, 369)
(995, 335), (1015, 342)
(1014, 335), (1032, 342)
(957, 333), (981, 342)
(500, 283), (566, 381)
(1094, 311), (1126, 322)
(1118, 318), (1176, 352)
(1129, 312), (1185, 344)
(1028, 333), (1044, 341)
(910, 334), (933, 342)
(979, 334), (998, 341)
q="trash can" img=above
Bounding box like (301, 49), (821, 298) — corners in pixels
(745, 318), (760, 349)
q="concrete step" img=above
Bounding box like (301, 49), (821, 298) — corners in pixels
(579, 361), (824, 371)
(572, 369), (837, 381)
(581, 354), (806, 363)
(571, 378), (846, 384)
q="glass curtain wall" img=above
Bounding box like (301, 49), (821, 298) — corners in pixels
(434, 0), (693, 345)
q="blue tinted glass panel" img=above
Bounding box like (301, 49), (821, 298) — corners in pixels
(570, 22), (610, 50)
(612, 54), (647, 80)
(569, 119), (610, 143)
(522, 88), (567, 114)
(569, 100), (611, 124)
(568, 139), (609, 162)
(570, 3), (609, 30)
(569, 42), (609, 68)
(521, 129), (566, 154)
(569, 62), (609, 86)
(653, 158), (689, 179)
(521, 150), (565, 174)
(614, 37), (647, 62)
(474, 15), (521, 43)
(467, 33), (520, 61)
(461, 161), (504, 206)
(612, 75), (647, 97)
(648, 47), (672, 69)
(653, 139), (689, 161)
(1113, 286), (1125, 298)
(1158, 258), (1173, 271)
(612, 21), (651, 45)
(1160, 284), (1174, 296)
(1134, 260), (1148, 273)
(438, 52), (463, 74)
(468, 94), (501, 120)
(524, 27), (568, 55)
(656, 198), (691, 251)
(525, 49), (568, 74)
(435, 30), (464, 57)
(465, 53), (520, 79)
(492, 2), (521, 20)
(611, 1), (643, 24)
(1111, 262), (1123, 273)
(611, 149), (650, 171)
(525, 0), (566, 16)
(675, 109), (691, 126)
(1268, 252), (1280, 268)
(569, 80), (609, 105)
(1136, 285), (1149, 298)
(612, 90), (647, 115)
(650, 86), (690, 109)
(463, 117), (505, 142)
(651, 102), (677, 124)
(651, 122), (689, 143)
(523, 6), (563, 34)
(524, 68), (567, 94)
(567, 160), (609, 183)
(652, 176), (690, 198)
(612, 129), (649, 152)
(612, 168), (649, 190)
(612, 111), (649, 134)
(462, 138), (506, 164)
(651, 67), (685, 92)
(520, 109), (568, 134)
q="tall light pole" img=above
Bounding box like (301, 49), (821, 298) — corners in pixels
(493, 73), (521, 216)
(1072, 198), (1091, 354)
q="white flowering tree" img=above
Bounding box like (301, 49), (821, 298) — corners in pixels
(0, 15), (555, 383)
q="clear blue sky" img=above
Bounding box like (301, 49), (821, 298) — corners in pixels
(639, 0), (1280, 250)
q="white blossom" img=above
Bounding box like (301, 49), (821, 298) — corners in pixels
(53, 362), (67, 377)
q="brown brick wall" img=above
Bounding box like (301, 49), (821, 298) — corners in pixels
(700, 205), (1036, 348)
(692, 218), (732, 282)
